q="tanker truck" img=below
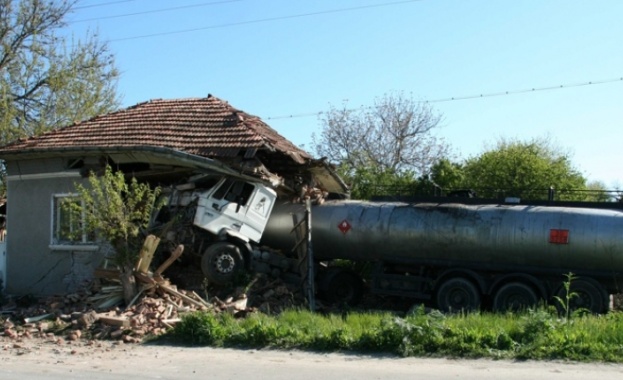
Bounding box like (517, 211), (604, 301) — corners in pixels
(260, 198), (623, 314)
(153, 174), (623, 313)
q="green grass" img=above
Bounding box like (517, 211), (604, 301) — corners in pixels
(167, 307), (623, 362)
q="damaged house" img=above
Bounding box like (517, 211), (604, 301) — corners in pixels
(0, 94), (347, 296)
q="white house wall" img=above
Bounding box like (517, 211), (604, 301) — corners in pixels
(5, 158), (107, 296)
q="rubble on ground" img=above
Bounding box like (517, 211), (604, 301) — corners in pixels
(1, 237), (308, 345)
(0, 270), (306, 345)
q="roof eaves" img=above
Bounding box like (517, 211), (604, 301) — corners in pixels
(0, 146), (261, 180)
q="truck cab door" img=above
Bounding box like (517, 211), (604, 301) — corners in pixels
(242, 185), (276, 238)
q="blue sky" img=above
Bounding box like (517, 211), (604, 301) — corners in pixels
(69, 0), (623, 187)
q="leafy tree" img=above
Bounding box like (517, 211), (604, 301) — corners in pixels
(313, 92), (448, 177)
(583, 181), (613, 202)
(336, 164), (417, 200)
(462, 137), (588, 200)
(429, 158), (466, 192)
(66, 166), (162, 303)
(0, 0), (120, 145)
(337, 161), (460, 200)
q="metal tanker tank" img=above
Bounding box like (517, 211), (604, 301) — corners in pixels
(262, 200), (623, 276)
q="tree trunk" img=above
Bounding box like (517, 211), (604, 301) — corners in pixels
(120, 264), (137, 305)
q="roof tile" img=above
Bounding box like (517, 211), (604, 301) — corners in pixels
(0, 95), (310, 163)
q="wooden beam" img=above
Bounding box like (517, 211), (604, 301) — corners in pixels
(154, 245), (184, 276)
(135, 235), (161, 273)
(160, 284), (207, 310)
(97, 315), (130, 327)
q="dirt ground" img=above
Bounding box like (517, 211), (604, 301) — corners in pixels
(1, 331), (135, 360)
(3, 334), (623, 380)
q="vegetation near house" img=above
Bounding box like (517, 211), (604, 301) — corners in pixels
(65, 166), (162, 303)
(313, 92), (449, 199)
(0, 0), (120, 145)
(460, 137), (601, 201)
(313, 92), (606, 201)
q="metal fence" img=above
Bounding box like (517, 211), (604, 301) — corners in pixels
(368, 184), (622, 203)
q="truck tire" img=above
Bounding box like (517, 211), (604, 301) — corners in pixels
(436, 277), (481, 313)
(493, 282), (538, 313)
(201, 242), (244, 285)
(321, 269), (363, 306)
(556, 279), (607, 314)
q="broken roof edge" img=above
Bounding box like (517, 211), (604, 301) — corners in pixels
(308, 158), (350, 195)
(0, 146), (279, 186)
(239, 117), (311, 165)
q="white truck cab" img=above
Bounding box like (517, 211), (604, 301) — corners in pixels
(160, 175), (278, 285)
(193, 177), (277, 242)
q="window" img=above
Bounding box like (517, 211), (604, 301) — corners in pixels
(213, 179), (254, 206)
(51, 194), (97, 249)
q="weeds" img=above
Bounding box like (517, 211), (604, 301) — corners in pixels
(169, 307), (623, 362)
(553, 272), (578, 320)
(168, 272), (620, 362)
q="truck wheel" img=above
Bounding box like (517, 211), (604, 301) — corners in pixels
(493, 282), (538, 313)
(556, 279), (607, 314)
(322, 269), (363, 306)
(201, 242), (244, 285)
(436, 278), (481, 313)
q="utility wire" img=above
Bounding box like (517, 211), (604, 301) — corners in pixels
(108, 0), (423, 42)
(263, 77), (623, 120)
(72, 0), (243, 23)
(426, 77), (623, 103)
(75, 0), (139, 10)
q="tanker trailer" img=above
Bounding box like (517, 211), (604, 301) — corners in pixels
(261, 199), (623, 313)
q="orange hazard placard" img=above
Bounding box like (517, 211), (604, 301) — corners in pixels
(549, 229), (569, 244)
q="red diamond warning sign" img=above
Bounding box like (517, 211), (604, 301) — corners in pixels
(338, 219), (352, 234)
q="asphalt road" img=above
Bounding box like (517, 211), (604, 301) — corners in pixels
(1, 344), (623, 380)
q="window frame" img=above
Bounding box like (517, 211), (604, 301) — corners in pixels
(49, 193), (98, 251)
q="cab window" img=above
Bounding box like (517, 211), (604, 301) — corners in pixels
(213, 179), (255, 206)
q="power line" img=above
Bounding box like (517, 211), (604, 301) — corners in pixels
(74, 0), (139, 10)
(263, 77), (623, 120)
(72, 0), (243, 23)
(108, 0), (423, 42)
(425, 77), (623, 103)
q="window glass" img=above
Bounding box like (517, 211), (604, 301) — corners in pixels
(213, 179), (255, 206)
(237, 182), (255, 206)
(52, 194), (96, 245)
(213, 178), (234, 200)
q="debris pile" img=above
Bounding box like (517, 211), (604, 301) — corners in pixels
(1, 235), (306, 345)
(1, 273), (304, 345)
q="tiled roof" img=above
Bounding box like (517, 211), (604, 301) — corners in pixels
(0, 95), (310, 163)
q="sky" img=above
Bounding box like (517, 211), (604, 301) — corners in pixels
(67, 0), (623, 188)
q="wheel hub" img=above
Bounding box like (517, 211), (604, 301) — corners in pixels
(215, 253), (234, 273)
(450, 290), (467, 306)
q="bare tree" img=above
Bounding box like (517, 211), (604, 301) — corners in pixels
(0, 0), (120, 145)
(313, 92), (448, 176)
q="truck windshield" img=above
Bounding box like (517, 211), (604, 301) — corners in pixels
(213, 178), (255, 206)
